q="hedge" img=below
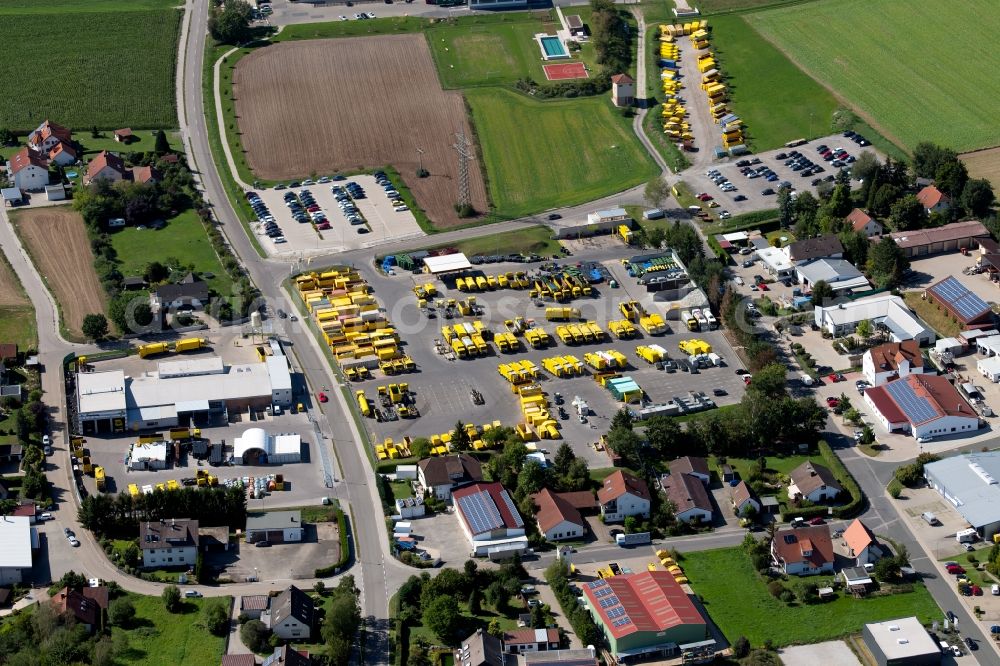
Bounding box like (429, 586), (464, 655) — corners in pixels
(781, 440), (864, 521)
(314, 502), (350, 577)
(545, 562), (603, 648)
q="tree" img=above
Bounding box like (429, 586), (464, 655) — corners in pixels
(610, 407), (634, 431)
(935, 159), (969, 200)
(913, 142), (957, 179)
(825, 183), (853, 218)
(487, 617), (502, 637)
(867, 236), (908, 289)
(645, 225), (667, 251)
(0, 128), (16, 146)
(468, 587), (482, 615)
(733, 636), (751, 659)
(204, 601), (230, 636)
(874, 555), (901, 581)
(82, 313), (109, 340)
(484, 581), (510, 611)
(422, 595), (459, 643)
(645, 416), (681, 457)
(144, 261), (169, 283)
(516, 460), (547, 505)
(887, 194), (927, 231)
(154, 130), (170, 154)
(809, 280), (834, 307)
(410, 437), (432, 459)
(777, 186), (794, 228)
(644, 177), (670, 209)
(605, 427), (641, 467)
(748, 363), (787, 399)
(241, 619), (271, 653)
(962, 178), (996, 217)
(208, 0), (254, 45)
(108, 597), (135, 627)
(855, 318), (873, 339)
(451, 421), (471, 451)
(553, 443), (576, 477)
(323, 576), (361, 663)
(851, 150), (880, 185)
(162, 585), (181, 612)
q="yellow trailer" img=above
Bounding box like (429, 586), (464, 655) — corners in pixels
(173, 337), (207, 353)
(356, 391), (372, 417)
(138, 342), (169, 359)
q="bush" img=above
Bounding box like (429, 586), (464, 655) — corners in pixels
(241, 620), (271, 653)
(108, 597), (135, 627)
(767, 580), (784, 598)
(162, 585), (181, 612)
(204, 601), (230, 636)
(888, 478), (903, 498)
(733, 636), (751, 659)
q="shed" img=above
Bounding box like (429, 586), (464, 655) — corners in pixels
(394, 464), (417, 480)
(45, 184), (66, 201)
(0, 188), (23, 206)
(760, 496), (779, 514)
(935, 337), (963, 355)
(979, 356), (1000, 383)
(423, 253), (472, 275)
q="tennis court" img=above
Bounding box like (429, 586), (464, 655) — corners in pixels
(543, 62), (588, 80)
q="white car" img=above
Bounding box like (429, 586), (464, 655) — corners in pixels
(339, 15), (348, 20)
(184, 590), (203, 598)
(42, 435), (50, 446)
(68, 536), (80, 547)
(366, 12), (376, 18)
(734, 276), (744, 286)
(39, 512), (53, 521)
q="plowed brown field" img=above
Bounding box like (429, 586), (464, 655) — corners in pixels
(232, 34), (488, 229)
(11, 208), (106, 339)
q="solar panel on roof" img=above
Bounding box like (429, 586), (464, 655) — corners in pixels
(587, 580), (606, 590)
(607, 607), (626, 618)
(456, 490), (504, 535)
(498, 488), (524, 528)
(931, 277), (990, 322)
(884, 379), (938, 424)
(612, 617), (633, 628)
(595, 587), (614, 598)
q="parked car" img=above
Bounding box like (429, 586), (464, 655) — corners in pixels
(807, 517), (825, 525)
(826, 397), (840, 408)
(828, 373), (845, 383)
(317, 392), (328, 403)
(184, 590), (203, 598)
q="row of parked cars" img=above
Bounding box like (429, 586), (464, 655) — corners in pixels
(374, 170), (409, 213)
(333, 182), (369, 234)
(247, 191), (287, 244)
(285, 189), (332, 231)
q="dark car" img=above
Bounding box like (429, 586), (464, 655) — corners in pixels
(547, 213), (562, 221)
(761, 188), (775, 196)
(775, 152), (787, 160)
(712, 388), (727, 396)
(966, 637), (977, 651)
(734, 194), (747, 201)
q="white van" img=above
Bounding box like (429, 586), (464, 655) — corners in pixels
(922, 511), (940, 526)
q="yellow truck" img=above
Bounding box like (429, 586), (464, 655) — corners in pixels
(95, 466), (106, 491)
(545, 307), (581, 321)
(356, 390), (372, 417)
(138, 342), (169, 359)
(639, 314), (667, 335)
(173, 337), (207, 353)
(608, 319), (637, 339)
(618, 224), (634, 244)
(524, 327), (551, 348)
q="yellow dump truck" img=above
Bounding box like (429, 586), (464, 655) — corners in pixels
(545, 307), (581, 321)
(173, 337), (207, 353)
(138, 342), (169, 359)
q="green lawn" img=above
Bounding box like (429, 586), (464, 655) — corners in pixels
(902, 292), (961, 338)
(748, 0), (1000, 152)
(0, 305), (36, 353)
(108, 210), (234, 299)
(938, 550), (998, 589)
(427, 13), (559, 88)
(447, 225), (562, 258)
(0, 3), (179, 131)
(112, 593), (229, 665)
(705, 15), (840, 151)
(272, 16), (428, 42)
(467, 88), (657, 218)
(684, 547), (941, 646)
(0, 130), (182, 162)
(712, 454), (815, 483)
(695, 0), (802, 12)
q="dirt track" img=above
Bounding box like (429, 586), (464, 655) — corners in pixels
(12, 208), (107, 337)
(233, 34), (488, 229)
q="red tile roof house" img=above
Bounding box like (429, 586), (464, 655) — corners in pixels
(51, 586), (109, 633)
(47, 141), (77, 167)
(502, 628), (561, 654)
(843, 518), (883, 565)
(532, 488), (586, 541)
(862, 339), (927, 387)
(771, 525), (834, 576)
(85, 150), (128, 185)
(598, 471), (650, 523)
(916, 185), (951, 215)
(27, 120), (72, 154)
(8, 147), (50, 191)
(131, 165), (160, 184)
(845, 208), (883, 237)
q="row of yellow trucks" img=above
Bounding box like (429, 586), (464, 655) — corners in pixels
(137, 337), (209, 359)
(297, 270), (415, 377)
(680, 308), (718, 332)
(657, 26), (692, 145)
(441, 321), (489, 358)
(505, 317), (553, 349)
(376, 420), (508, 459)
(555, 322), (605, 345)
(455, 271), (531, 292)
(620, 300), (668, 335)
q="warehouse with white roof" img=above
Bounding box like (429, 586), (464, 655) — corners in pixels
(0, 516), (36, 585)
(814, 294), (934, 345)
(925, 452), (1000, 540)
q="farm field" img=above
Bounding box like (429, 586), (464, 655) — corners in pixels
(691, 0), (801, 12)
(427, 12), (560, 88)
(109, 210), (234, 300)
(748, 0), (1000, 152)
(0, 0), (179, 131)
(10, 209), (107, 341)
(962, 148), (1000, 194)
(112, 594), (228, 665)
(706, 15), (840, 151)
(0, 251), (37, 351)
(683, 547), (941, 647)
(466, 88), (657, 218)
(232, 35), (488, 229)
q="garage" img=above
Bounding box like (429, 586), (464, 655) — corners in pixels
(245, 510), (304, 544)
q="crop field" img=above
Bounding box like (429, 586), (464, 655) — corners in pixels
(233, 35), (487, 229)
(10, 209), (107, 340)
(0, 1), (180, 131)
(706, 15), (840, 151)
(466, 88), (658, 218)
(962, 147), (1000, 193)
(748, 0), (1000, 152)
(0, 251), (36, 351)
(426, 12), (560, 88)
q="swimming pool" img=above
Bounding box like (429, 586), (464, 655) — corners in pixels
(538, 35), (569, 60)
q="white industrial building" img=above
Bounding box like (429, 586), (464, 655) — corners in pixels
(245, 511), (304, 544)
(925, 452), (1000, 540)
(233, 428), (302, 465)
(795, 258), (870, 294)
(814, 294), (934, 345)
(863, 374), (979, 439)
(128, 441), (169, 470)
(756, 246), (794, 277)
(76, 352), (293, 434)
(453, 482), (529, 558)
(423, 253), (472, 276)
(0, 516), (36, 585)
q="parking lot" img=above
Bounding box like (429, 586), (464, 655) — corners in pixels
(213, 521), (340, 582)
(251, 174), (424, 256)
(355, 256), (747, 468)
(683, 135), (885, 217)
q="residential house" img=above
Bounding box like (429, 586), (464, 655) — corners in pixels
(662, 473), (713, 524)
(863, 340), (927, 387)
(417, 453), (483, 500)
(503, 628), (561, 654)
(846, 208), (883, 237)
(47, 141), (77, 166)
(139, 518), (199, 568)
(730, 480), (759, 517)
(8, 147), (49, 191)
(455, 628), (508, 666)
(668, 456), (710, 485)
(598, 470), (650, 523)
(788, 461), (842, 503)
(27, 120), (72, 154)
(151, 273), (210, 312)
(131, 165), (160, 184)
(221, 655), (257, 666)
(114, 128), (134, 143)
(784, 234), (843, 263)
(532, 488), (586, 542)
(0, 444), (23, 464)
(261, 586), (315, 641)
(262, 646), (310, 666)
(844, 518), (882, 565)
(51, 586), (109, 633)
(85, 150), (128, 185)
(771, 525), (835, 576)
(916, 185), (950, 215)
(240, 594), (269, 620)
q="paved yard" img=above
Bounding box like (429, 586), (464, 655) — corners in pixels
(779, 641), (860, 666)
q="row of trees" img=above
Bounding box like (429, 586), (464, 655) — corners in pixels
(0, 392), (50, 505)
(78, 485), (248, 537)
